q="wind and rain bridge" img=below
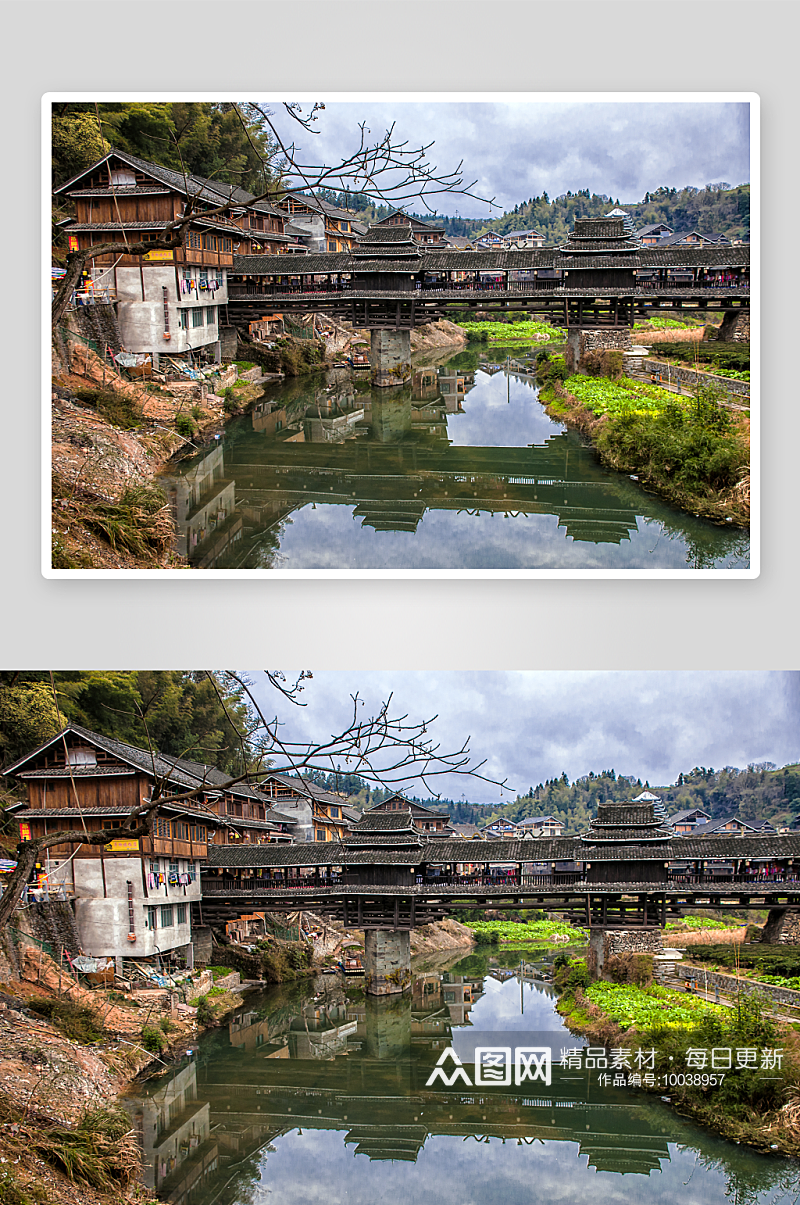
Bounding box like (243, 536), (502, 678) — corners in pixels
(228, 217), (750, 385)
(199, 802), (798, 995)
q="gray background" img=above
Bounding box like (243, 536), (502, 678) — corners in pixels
(6, 0), (796, 670)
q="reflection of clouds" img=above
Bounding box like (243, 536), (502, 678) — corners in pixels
(267, 505), (740, 571)
(465, 977), (567, 1032)
(257, 1130), (755, 1205)
(449, 370), (558, 449)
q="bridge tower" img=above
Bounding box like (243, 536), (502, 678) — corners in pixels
(559, 217), (641, 372)
(578, 799), (673, 979)
(351, 224), (425, 387)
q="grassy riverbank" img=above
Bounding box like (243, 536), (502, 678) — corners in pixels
(554, 955), (800, 1157)
(455, 319), (566, 344)
(536, 354), (749, 526)
(462, 918), (588, 945)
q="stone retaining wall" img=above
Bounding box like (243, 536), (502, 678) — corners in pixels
(677, 964), (800, 1010)
(212, 970), (241, 992)
(634, 357), (750, 400)
(718, 310), (750, 342)
(588, 928), (663, 979)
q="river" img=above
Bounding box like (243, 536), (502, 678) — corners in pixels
(124, 947), (793, 1205)
(161, 347), (749, 571)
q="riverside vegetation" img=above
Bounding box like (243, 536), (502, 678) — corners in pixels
(535, 350), (749, 526)
(553, 953), (800, 1157)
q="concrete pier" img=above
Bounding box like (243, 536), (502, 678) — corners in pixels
(364, 929), (412, 995)
(370, 329), (412, 388)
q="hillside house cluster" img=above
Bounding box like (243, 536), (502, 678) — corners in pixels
(0, 726), (461, 970)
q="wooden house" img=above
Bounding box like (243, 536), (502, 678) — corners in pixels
(276, 193), (367, 253)
(517, 814), (565, 837)
(503, 229), (546, 250)
(366, 793), (453, 836)
(3, 724), (227, 968)
(481, 818), (520, 839)
(54, 149), (249, 362)
(374, 210), (445, 246)
(667, 806), (711, 834)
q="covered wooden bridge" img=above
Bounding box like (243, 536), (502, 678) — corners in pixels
(228, 218), (750, 334)
(197, 805), (799, 992)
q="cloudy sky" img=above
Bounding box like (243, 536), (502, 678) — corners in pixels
(247, 671), (799, 803)
(265, 98), (751, 219)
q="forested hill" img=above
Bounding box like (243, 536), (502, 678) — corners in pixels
(309, 763), (800, 834)
(331, 182), (749, 245)
(471, 183), (750, 244)
(469, 764), (799, 834)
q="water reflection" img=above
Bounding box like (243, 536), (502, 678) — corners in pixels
(160, 349), (749, 570)
(125, 952), (793, 1205)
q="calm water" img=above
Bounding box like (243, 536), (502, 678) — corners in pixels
(124, 948), (793, 1205)
(161, 348), (749, 570)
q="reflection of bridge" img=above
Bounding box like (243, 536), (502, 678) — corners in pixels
(127, 976), (690, 1204)
(228, 431), (643, 544)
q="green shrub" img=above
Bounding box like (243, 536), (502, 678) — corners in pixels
(140, 1024), (168, 1053)
(190, 404), (203, 420)
(581, 349), (625, 379)
(175, 412), (196, 438)
(554, 958), (591, 993)
(535, 353), (569, 385)
(195, 994), (215, 1026)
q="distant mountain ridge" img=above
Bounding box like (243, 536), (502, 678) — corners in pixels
(335, 183), (750, 245)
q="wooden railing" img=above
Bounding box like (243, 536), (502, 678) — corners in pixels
(228, 278), (749, 301)
(200, 869), (798, 895)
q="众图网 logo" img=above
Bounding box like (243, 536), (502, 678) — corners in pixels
(425, 1046), (551, 1087)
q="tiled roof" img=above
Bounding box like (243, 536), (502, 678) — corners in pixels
(232, 252), (351, 275)
(15, 802), (220, 823)
(361, 225), (417, 242)
(353, 812), (418, 831)
(63, 222), (173, 232)
(189, 175), (284, 218)
(55, 149), (234, 208)
(204, 833), (800, 869)
(3, 724), (203, 788)
(689, 816), (757, 835)
(17, 765), (136, 778)
(233, 245), (749, 279)
(66, 186), (172, 197)
(668, 808), (711, 824)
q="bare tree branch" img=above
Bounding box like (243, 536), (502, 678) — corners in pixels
(52, 101), (498, 328)
(0, 671), (506, 931)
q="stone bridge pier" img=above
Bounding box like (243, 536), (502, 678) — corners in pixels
(364, 929), (412, 995)
(587, 927), (664, 980)
(565, 327), (633, 374)
(370, 329), (412, 388)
